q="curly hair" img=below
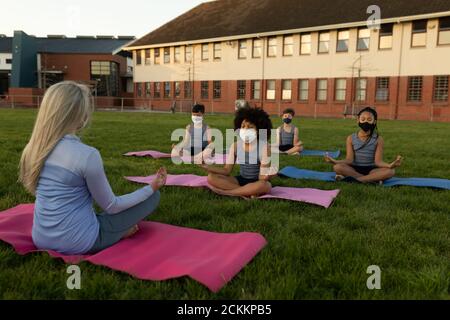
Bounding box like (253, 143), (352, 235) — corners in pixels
(234, 107), (273, 139)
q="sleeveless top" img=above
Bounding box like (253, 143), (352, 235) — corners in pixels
(351, 133), (379, 166)
(188, 123), (209, 152)
(279, 125), (296, 146)
(235, 138), (262, 180)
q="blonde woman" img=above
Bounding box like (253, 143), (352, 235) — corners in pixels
(19, 81), (167, 255)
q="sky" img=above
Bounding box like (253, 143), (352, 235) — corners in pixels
(1, 0), (206, 38)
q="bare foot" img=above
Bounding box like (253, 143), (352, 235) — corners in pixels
(150, 167), (167, 191)
(335, 174), (345, 181)
(122, 225), (139, 239)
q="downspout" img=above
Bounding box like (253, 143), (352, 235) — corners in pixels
(259, 35), (265, 109)
(394, 21), (405, 120)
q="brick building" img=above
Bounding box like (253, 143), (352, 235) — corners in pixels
(0, 35), (12, 96)
(5, 31), (135, 107)
(125, 0), (450, 121)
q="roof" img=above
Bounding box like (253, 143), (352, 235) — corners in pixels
(35, 37), (134, 54)
(0, 37), (12, 53)
(129, 0), (450, 47)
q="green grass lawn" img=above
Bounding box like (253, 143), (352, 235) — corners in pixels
(0, 108), (449, 300)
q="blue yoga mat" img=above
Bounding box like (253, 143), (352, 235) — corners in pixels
(278, 167), (450, 190)
(224, 149), (341, 158)
(301, 150), (341, 158)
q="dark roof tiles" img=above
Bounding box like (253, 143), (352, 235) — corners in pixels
(129, 0), (450, 47)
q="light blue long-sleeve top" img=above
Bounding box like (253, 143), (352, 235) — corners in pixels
(32, 134), (154, 255)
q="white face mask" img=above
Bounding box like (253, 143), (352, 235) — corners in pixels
(192, 116), (203, 125)
(239, 128), (257, 143)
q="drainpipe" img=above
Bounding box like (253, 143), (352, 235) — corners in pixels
(394, 21), (405, 120)
(258, 35), (265, 109)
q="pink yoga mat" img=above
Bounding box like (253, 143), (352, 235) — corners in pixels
(125, 150), (172, 158)
(126, 174), (340, 208)
(0, 204), (267, 292)
(124, 150), (227, 165)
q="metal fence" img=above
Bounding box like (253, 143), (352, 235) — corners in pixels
(0, 95), (197, 113)
(1, 94), (449, 122)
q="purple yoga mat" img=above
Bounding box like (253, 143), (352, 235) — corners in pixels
(124, 150), (227, 164)
(126, 174), (340, 208)
(0, 204), (267, 292)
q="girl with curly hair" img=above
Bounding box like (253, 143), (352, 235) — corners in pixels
(200, 107), (277, 197)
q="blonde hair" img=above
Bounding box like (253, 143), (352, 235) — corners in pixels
(19, 81), (93, 194)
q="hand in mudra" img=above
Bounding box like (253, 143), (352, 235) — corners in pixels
(324, 153), (336, 164)
(390, 155), (403, 169)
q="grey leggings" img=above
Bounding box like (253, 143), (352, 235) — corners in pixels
(87, 190), (161, 254)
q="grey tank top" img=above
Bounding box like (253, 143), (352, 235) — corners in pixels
(279, 125), (296, 146)
(352, 133), (378, 166)
(188, 124), (209, 150)
(235, 143), (261, 180)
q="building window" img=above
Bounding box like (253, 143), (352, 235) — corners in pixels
(300, 33), (311, 55)
(266, 80), (276, 100)
(145, 49), (151, 65)
(355, 78), (367, 102)
(379, 23), (394, 50)
(164, 48), (170, 64)
(357, 28), (370, 51)
(164, 82), (171, 98)
(316, 79), (328, 101)
(434, 76), (449, 102)
(5, 58), (12, 64)
(376, 77), (390, 101)
(238, 40), (247, 59)
(137, 83), (142, 97)
(267, 37), (277, 57)
(298, 79), (309, 101)
(213, 43), (222, 60)
(185, 46), (192, 63)
(318, 32), (330, 53)
(438, 17), (450, 45)
(282, 80), (292, 100)
(237, 80), (246, 99)
(411, 20), (427, 47)
(136, 50), (142, 65)
(201, 81), (209, 99)
(202, 44), (209, 61)
(145, 82), (151, 97)
(213, 81), (221, 99)
(407, 76), (423, 101)
(337, 30), (349, 52)
(90, 61), (119, 96)
(174, 47), (181, 63)
(184, 81), (192, 98)
(251, 80), (261, 100)
(154, 48), (160, 64)
(252, 38), (262, 58)
(283, 35), (294, 56)
(335, 79), (346, 101)
(174, 81), (181, 98)
(154, 82), (161, 98)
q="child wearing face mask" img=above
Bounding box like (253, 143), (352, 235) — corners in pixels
(200, 107), (277, 197)
(171, 104), (214, 163)
(277, 108), (304, 155)
(324, 106), (403, 184)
